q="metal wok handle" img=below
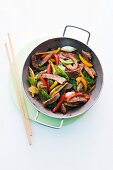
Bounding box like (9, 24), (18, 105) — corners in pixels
(63, 25), (90, 45)
(35, 111), (64, 129)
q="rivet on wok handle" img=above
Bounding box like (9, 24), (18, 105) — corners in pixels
(63, 25), (90, 45)
(35, 111), (64, 129)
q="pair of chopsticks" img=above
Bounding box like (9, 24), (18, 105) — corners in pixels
(5, 34), (32, 145)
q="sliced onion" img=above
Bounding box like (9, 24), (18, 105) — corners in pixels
(61, 46), (77, 52)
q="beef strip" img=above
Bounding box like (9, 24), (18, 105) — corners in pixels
(90, 68), (96, 76)
(68, 96), (87, 103)
(41, 74), (66, 84)
(65, 63), (84, 78)
(39, 53), (53, 67)
(63, 83), (73, 91)
(31, 54), (38, 69)
(43, 93), (60, 107)
(77, 82), (84, 92)
(82, 50), (91, 62)
(60, 104), (67, 114)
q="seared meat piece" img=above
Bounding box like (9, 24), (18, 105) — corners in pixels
(77, 82), (83, 92)
(32, 54), (38, 69)
(60, 104), (67, 114)
(63, 83), (73, 91)
(65, 63), (84, 78)
(68, 96), (87, 103)
(39, 69), (47, 74)
(58, 52), (78, 64)
(65, 70), (78, 78)
(82, 50), (91, 62)
(39, 53), (53, 67)
(43, 93), (60, 107)
(41, 74), (66, 84)
(90, 68), (96, 76)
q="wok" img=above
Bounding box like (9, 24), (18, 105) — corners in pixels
(22, 25), (103, 119)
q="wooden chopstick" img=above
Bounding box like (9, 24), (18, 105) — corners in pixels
(5, 34), (32, 145)
(7, 33), (32, 136)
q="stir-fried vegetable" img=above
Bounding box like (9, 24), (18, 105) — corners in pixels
(28, 76), (37, 85)
(35, 47), (60, 55)
(52, 93), (66, 112)
(28, 47), (97, 114)
(39, 75), (49, 92)
(41, 89), (51, 100)
(28, 86), (39, 97)
(49, 81), (58, 91)
(79, 54), (93, 67)
(54, 65), (69, 81)
(76, 77), (87, 91)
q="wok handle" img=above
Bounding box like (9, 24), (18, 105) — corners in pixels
(35, 111), (64, 129)
(63, 25), (90, 45)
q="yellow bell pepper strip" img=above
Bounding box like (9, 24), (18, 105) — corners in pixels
(84, 65), (94, 79)
(35, 48), (60, 55)
(28, 86), (39, 97)
(50, 82), (67, 97)
(49, 60), (56, 74)
(76, 77), (87, 91)
(29, 67), (35, 80)
(80, 71), (85, 78)
(79, 54), (93, 67)
(49, 81), (58, 91)
(49, 58), (55, 63)
(52, 93), (66, 113)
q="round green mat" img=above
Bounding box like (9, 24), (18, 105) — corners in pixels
(9, 37), (85, 128)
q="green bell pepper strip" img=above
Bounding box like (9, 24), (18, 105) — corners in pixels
(41, 89), (51, 100)
(60, 59), (74, 65)
(74, 55), (80, 62)
(54, 65), (69, 81)
(28, 76), (37, 85)
(85, 77), (95, 85)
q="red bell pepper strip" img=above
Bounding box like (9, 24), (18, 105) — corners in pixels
(39, 75), (49, 92)
(41, 54), (48, 59)
(47, 63), (51, 74)
(52, 93), (66, 113)
(65, 92), (90, 102)
(52, 53), (59, 65)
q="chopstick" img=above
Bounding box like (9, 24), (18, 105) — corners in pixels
(5, 34), (32, 145)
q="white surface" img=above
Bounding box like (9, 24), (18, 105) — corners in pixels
(0, 0), (113, 170)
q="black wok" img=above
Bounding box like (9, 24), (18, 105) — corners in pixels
(22, 25), (103, 119)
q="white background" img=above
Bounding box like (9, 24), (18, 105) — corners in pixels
(0, 0), (113, 170)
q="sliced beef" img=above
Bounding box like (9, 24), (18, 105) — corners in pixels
(65, 70), (79, 78)
(68, 96), (87, 103)
(77, 82), (84, 92)
(39, 53), (53, 67)
(31, 54), (38, 69)
(90, 68), (96, 76)
(41, 74), (66, 84)
(43, 93), (60, 107)
(82, 50), (91, 62)
(65, 63), (84, 78)
(63, 83), (73, 91)
(60, 104), (67, 114)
